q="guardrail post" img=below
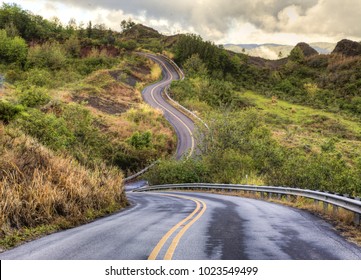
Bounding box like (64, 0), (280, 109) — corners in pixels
(314, 199), (319, 206)
(354, 213), (361, 225)
(332, 205), (339, 215)
(277, 193), (282, 200)
(323, 202), (329, 212)
(354, 198), (361, 225)
(260, 192), (264, 199)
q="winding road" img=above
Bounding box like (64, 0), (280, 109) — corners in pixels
(1, 55), (361, 260)
(141, 54), (196, 159)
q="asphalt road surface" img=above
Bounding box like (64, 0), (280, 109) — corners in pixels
(141, 54), (196, 159)
(1, 191), (360, 260)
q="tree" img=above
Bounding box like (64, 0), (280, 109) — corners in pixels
(183, 54), (208, 77)
(0, 29), (28, 65)
(289, 46), (305, 63)
(64, 35), (81, 58)
(86, 21), (93, 38)
(174, 33), (239, 79)
(278, 51), (283, 58)
(4, 21), (19, 37)
(120, 19), (135, 32)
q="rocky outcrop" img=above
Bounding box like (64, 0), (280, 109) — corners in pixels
(332, 39), (361, 57)
(294, 42), (318, 57)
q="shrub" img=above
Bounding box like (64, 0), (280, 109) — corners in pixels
(117, 39), (138, 51)
(27, 42), (66, 70)
(128, 131), (152, 149)
(0, 100), (24, 123)
(19, 87), (50, 107)
(0, 29), (27, 65)
(22, 68), (53, 88)
(72, 56), (119, 75)
(183, 54), (208, 77)
(16, 109), (74, 151)
(64, 35), (81, 58)
(146, 159), (209, 185)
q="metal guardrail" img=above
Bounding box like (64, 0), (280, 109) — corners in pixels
(123, 161), (159, 183)
(160, 55), (210, 130)
(134, 183), (361, 225)
(160, 54), (185, 81)
(163, 87), (210, 130)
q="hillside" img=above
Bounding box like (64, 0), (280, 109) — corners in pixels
(1, 3), (361, 248)
(145, 34), (361, 203)
(224, 42), (336, 59)
(0, 4), (176, 248)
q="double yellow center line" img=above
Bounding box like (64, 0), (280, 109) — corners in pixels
(148, 194), (207, 260)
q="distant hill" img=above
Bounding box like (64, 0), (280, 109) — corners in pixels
(121, 24), (163, 40)
(224, 42), (336, 60)
(332, 39), (361, 57)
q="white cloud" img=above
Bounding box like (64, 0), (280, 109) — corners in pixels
(4, 0), (361, 44)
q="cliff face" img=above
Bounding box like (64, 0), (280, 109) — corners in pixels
(332, 39), (361, 57)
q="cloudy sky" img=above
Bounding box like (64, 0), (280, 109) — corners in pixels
(5, 0), (361, 44)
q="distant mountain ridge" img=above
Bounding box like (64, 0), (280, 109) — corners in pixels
(224, 42), (337, 60)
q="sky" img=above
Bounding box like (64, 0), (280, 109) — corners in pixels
(4, 0), (361, 45)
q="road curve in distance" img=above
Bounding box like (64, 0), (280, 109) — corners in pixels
(141, 54), (196, 159)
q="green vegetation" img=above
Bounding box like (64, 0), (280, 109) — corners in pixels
(1, 2), (361, 247)
(146, 34), (361, 197)
(0, 3), (176, 248)
(0, 29), (27, 65)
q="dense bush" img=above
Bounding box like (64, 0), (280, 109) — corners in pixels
(146, 159), (209, 185)
(72, 56), (120, 75)
(16, 109), (74, 151)
(118, 40), (138, 51)
(0, 100), (24, 123)
(19, 87), (50, 107)
(0, 29), (27, 65)
(128, 131), (152, 149)
(27, 42), (66, 70)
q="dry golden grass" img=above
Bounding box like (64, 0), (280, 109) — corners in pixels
(0, 125), (127, 249)
(149, 62), (162, 81)
(162, 50), (175, 60)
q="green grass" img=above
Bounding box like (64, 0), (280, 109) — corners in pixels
(0, 224), (60, 250)
(242, 91), (361, 164)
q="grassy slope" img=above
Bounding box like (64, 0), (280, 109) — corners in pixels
(0, 124), (126, 249)
(242, 91), (361, 165)
(0, 54), (175, 250)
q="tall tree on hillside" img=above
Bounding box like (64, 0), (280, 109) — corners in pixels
(86, 21), (93, 38)
(289, 46), (305, 63)
(120, 19), (135, 32)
